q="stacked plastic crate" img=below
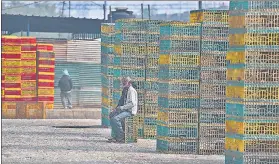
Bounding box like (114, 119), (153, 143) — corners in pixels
(157, 22), (201, 153)
(37, 44), (55, 110)
(144, 20), (162, 139)
(114, 19), (147, 138)
(20, 37), (38, 102)
(226, 1), (279, 163)
(101, 23), (115, 127)
(190, 10), (229, 154)
(2, 36), (22, 118)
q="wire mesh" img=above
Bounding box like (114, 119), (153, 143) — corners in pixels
(157, 21), (201, 154)
(101, 23), (115, 127)
(225, 2), (279, 163)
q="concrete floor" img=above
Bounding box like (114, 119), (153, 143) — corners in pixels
(2, 119), (225, 164)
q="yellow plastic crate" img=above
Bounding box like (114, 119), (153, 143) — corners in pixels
(2, 45), (21, 53)
(21, 60), (36, 67)
(38, 88), (55, 95)
(226, 86), (244, 99)
(21, 67), (36, 74)
(2, 67), (21, 74)
(21, 52), (36, 59)
(229, 15), (245, 28)
(227, 69), (244, 81)
(3, 75), (21, 83)
(226, 51), (245, 64)
(21, 90), (37, 96)
(229, 34), (245, 46)
(2, 60), (21, 67)
(245, 87), (279, 100)
(22, 80), (37, 88)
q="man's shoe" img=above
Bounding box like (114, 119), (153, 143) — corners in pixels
(107, 138), (117, 143)
(115, 139), (125, 143)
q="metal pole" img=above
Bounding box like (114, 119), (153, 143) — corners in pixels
(198, 1), (202, 10)
(148, 4), (151, 20)
(109, 6), (112, 23)
(141, 4), (144, 19)
(61, 1), (65, 17)
(27, 19), (30, 36)
(103, 1), (107, 22)
(69, 1), (71, 17)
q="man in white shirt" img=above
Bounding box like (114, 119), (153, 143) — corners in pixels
(108, 77), (138, 143)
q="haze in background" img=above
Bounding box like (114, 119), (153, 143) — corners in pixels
(2, 1), (229, 21)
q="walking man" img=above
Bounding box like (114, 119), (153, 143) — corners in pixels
(108, 77), (138, 143)
(58, 69), (73, 109)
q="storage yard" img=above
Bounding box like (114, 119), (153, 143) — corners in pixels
(2, 1), (279, 164)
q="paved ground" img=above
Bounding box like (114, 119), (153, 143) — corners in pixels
(2, 119), (225, 164)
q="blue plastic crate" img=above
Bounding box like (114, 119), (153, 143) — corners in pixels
(159, 82), (199, 95)
(229, 1), (249, 10)
(157, 125), (198, 138)
(158, 97), (200, 109)
(144, 117), (157, 126)
(202, 40), (228, 52)
(159, 67), (200, 80)
(157, 139), (198, 153)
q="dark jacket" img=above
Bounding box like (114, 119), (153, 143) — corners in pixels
(58, 75), (73, 92)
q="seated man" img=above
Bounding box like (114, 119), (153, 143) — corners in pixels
(108, 77), (138, 143)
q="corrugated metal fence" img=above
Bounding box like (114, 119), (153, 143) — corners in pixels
(37, 38), (101, 109)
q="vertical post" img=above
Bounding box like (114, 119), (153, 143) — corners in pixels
(103, 1), (107, 22)
(27, 19), (30, 36)
(141, 4), (144, 20)
(148, 4), (151, 20)
(69, 1), (71, 17)
(198, 1), (202, 10)
(109, 6), (112, 23)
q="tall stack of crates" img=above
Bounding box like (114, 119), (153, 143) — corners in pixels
(157, 22), (201, 153)
(37, 44), (55, 110)
(101, 23), (115, 127)
(115, 19), (147, 137)
(20, 37), (37, 102)
(144, 20), (162, 139)
(226, 1), (279, 163)
(2, 36), (22, 118)
(190, 9), (229, 154)
(2, 36), (55, 119)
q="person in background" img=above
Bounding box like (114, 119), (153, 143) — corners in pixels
(58, 69), (73, 109)
(108, 77), (138, 143)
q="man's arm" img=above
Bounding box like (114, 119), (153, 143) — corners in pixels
(69, 78), (73, 90)
(58, 78), (61, 88)
(119, 90), (137, 111)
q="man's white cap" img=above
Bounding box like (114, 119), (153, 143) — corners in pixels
(125, 76), (132, 82)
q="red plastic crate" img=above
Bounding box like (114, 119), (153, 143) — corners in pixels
(4, 90), (21, 95)
(1, 53), (21, 59)
(2, 37), (21, 45)
(38, 51), (55, 59)
(38, 96), (54, 101)
(38, 60), (55, 65)
(21, 74), (37, 80)
(38, 74), (55, 80)
(38, 67), (55, 73)
(20, 97), (38, 101)
(2, 83), (21, 88)
(21, 45), (37, 51)
(37, 44), (54, 51)
(38, 82), (54, 87)
(21, 37), (36, 44)
(2, 97), (21, 101)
